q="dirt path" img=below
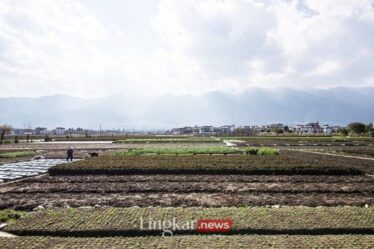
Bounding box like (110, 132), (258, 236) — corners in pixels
(293, 150), (374, 161)
(0, 231), (16, 237)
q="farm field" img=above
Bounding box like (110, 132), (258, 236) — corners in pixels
(222, 136), (374, 146)
(48, 150), (373, 175)
(113, 136), (220, 143)
(294, 146), (374, 159)
(1, 235), (373, 249)
(5, 207), (374, 235)
(0, 142), (224, 151)
(0, 159), (68, 183)
(0, 138), (373, 248)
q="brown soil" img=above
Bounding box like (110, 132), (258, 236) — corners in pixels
(1, 174), (373, 210)
(1, 192), (372, 210)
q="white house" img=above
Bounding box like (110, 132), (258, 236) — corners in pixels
(293, 122), (322, 134)
(323, 125), (333, 134)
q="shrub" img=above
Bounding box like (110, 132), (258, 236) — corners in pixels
(0, 210), (25, 223)
(257, 148), (279, 155)
(332, 136), (348, 142)
(244, 147), (258, 155)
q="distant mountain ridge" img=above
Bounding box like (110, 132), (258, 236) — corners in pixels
(1, 87), (373, 129)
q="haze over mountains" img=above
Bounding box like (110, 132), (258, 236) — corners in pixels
(1, 87), (373, 130)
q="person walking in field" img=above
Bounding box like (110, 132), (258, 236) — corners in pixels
(67, 147), (74, 162)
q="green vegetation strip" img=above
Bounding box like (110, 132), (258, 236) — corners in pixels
(114, 137), (220, 143)
(49, 152), (364, 175)
(0, 209), (25, 223)
(0, 151), (37, 158)
(1, 235), (373, 249)
(5, 207), (374, 236)
(117, 147), (279, 156)
(119, 146), (239, 155)
(220, 136), (374, 142)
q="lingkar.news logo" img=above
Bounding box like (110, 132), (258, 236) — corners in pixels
(140, 217), (234, 236)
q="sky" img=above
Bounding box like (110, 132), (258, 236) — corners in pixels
(0, 0), (374, 98)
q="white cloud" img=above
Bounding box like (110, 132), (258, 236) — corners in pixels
(0, 0), (374, 97)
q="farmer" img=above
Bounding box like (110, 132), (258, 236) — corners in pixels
(67, 147), (74, 161)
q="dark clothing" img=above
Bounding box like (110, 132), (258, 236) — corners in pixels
(67, 149), (74, 161)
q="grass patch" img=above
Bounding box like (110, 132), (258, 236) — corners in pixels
(0, 151), (37, 158)
(0, 209), (26, 223)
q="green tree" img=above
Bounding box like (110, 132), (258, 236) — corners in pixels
(348, 122), (366, 134)
(276, 128), (284, 134)
(337, 127), (348, 136)
(367, 123), (374, 137)
(0, 124), (12, 144)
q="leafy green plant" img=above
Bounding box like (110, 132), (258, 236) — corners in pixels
(117, 147), (241, 156)
(257, 148), (279, 155)
(0, 209), (25, 223)
(244, 147), (258, 155)
(332, 136), (348, 142)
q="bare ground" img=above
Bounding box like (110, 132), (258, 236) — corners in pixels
(1, 174), (373, 210)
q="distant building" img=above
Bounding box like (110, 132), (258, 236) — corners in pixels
(235, 126), (258, 136)
(54, 127), (65, 135)
(199, 126), (215, 135)
(171, 127), (194, 135)
(13, 128), (34, 135)
(293, 122), (322, 134)
(265, 123), (284, 129)
(220, 125), (235, 134)
(35, 127), (48, 135)
(323, 125), (333, 134)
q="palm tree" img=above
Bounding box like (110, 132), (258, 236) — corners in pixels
(0, 124), (12, 144)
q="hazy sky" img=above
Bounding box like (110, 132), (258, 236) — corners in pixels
(1, 0), (374, 98)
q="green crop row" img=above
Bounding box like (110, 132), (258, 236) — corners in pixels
(220, 136), (374, 142)
(117, 147), (241, 156)
(113, 137), (220, 144)
(117, 147), (279, 156)
(1, 235), (374, 249)
(0, 151), (37, 158)
(49, 151), (368, 175)
(5, 207), (374, 235)
(0, 209), (25, 223)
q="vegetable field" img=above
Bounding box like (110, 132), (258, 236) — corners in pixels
(1, 140), (374, 248)
(114, 137), (220, 143)
(48, 151), (373, 175)
(5, 207), (374, 236)
(1, 235), (373, 249)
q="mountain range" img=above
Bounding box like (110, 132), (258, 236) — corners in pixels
(1, 87), (373, 129)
